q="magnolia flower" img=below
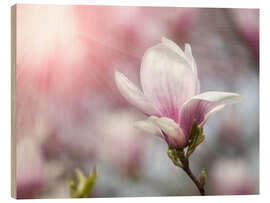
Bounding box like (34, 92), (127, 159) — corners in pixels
(115, 37), (242, 149)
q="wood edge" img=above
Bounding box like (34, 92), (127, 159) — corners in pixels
(11, 4), (17, 199)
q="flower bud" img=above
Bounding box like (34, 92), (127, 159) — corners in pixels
(199, 168), (207, 187)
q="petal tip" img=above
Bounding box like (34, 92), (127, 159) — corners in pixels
(185, 43), (191, 51)
(114, 70), (122, 79)
(161, 36), (170, 44)
(219, 92), (243, 104)
(232, 94), (243, 103)
(160, 37), (185, 57)
(114, 70), (121, 81)
(114, 71), (127, 91)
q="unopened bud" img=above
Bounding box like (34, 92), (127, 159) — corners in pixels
(199, 168), (207, 187)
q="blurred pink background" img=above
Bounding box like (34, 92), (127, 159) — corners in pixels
(15, 4), (259, 198)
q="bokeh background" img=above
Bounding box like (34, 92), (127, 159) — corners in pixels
(15, 4), (259, 198)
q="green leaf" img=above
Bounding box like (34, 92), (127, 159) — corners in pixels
(195, 133), (205, 147)
(167, 148), (183, 168)
(67, 177), (76, 196)
(68, 167), (97, 198)
(186, 121), (205, 158)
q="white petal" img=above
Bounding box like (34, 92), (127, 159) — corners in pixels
(135, 116), (187, 148)
(161, 38), (197, 75)
(184, 44), (198, 76)
(154, 117), (180, 138)
(190, 91), (243, 103)
(179, 91), (242, 137)
(115, 71), (160, 116)
(140, 42), (198, 122)
(161, 37), (186, 58)
(134, 116), (162, 137)
(153, 117), (187, 148)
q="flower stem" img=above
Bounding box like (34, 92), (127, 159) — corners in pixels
(181, 162), (205, 195)
(168, 148), (206, 195)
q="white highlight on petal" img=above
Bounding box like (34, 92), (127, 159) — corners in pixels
(115, 71), (159, 116)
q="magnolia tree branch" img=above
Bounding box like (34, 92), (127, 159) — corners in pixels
(180, 158), (205, 195)
(168, 148), (206, 196)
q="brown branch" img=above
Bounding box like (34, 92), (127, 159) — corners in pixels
(182, 163), (205, 195)
(168, 148), (206, 195)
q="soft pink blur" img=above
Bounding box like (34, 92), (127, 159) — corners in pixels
(209, 158), (256, 195)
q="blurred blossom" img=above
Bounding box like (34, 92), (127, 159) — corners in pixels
(209, 158), (256, 195)
(218, 112), (241, 145)
(95, 109), (145, 175)
(74, 6), (196, 59)
(235, 73), (259, 139)
(230, 9), (259, 58)
(115, 37), (241, 149)
(16, 136), (44, 198)
(16, 126), (66, 198)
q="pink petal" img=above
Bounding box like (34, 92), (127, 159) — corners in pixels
(115, 71), (160, 116)
(135, 116), (187, 148)
(179, 91), (242, 138)
(140, 42), (198, 122)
